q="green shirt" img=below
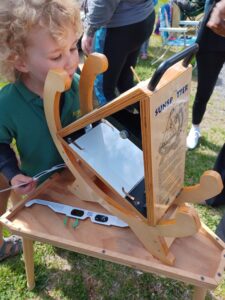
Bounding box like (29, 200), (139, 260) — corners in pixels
(0, 74), (80, 181)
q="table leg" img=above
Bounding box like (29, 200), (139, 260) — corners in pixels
(193, 286), (207, 300)
(22, 237), (35, 290)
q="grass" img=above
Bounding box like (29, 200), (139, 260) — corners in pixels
(1, 17), (225, 300)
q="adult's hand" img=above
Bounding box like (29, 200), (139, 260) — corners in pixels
(11, 174), (36, 195)
(207, 0), (225, 37)
(81, 34), (94, 55)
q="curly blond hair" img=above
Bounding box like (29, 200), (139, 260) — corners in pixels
(0, 0), (82, 82)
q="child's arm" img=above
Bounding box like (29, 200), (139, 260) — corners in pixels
(0, 143), (20, 179)
(0, 143), (36, 195)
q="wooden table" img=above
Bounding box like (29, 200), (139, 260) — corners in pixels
(1, 170), (225, 300)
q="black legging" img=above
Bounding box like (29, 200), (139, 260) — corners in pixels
(102, 11), (155, 101)
(206, 142), (225, 206)
(192, 51), (225, 125)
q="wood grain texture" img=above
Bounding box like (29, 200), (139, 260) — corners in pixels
(0, 170), (224, 292)
(41, 56), (224, 266)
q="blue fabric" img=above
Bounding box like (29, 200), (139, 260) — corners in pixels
(159, 4), (172, 40)
(166, 36), (196, 46)
(140, 39), (150, 54)
(93, 27), (107, 106)
(159, 3), (196, 47)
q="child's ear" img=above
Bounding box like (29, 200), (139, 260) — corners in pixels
(14, 57), (29, 73)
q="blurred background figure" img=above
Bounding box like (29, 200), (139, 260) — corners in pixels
(139, 0), (158, 60)
(81, 0), (155, 105)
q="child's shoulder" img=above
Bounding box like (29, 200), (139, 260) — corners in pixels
(0, 83), (17, 107)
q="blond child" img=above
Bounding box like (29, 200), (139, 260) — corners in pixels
(0, 0), (82, 261)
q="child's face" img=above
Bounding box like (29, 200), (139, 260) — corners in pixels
(18, 25), (79, 96)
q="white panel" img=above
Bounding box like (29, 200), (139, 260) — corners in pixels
(69, 122), (144, 197)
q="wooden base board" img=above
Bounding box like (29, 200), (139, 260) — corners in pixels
(1, 170), (224, 291)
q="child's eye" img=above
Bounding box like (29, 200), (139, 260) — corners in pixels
(70, 46), (78, 52)
(50, 54), (62, 61)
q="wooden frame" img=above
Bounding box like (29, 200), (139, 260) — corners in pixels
(0, 170), (224, 300)
(0, 46), (224, 299)
(41, 46), (223, 265)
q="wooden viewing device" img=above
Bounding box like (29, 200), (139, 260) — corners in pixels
(0, 44), (224, 299)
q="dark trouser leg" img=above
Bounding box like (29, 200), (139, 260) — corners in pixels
(102, 11), (155, 101)
(0, 174), (10, 246)
(117, 48), (141, 94)
(192, 51), (225, 125)
(206, 143), (225, 206)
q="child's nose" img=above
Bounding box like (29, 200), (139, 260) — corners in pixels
(64, 54), (74, 70)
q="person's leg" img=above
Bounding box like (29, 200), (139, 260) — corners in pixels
(0, 174), (22, 261)
(187, 51), (225, 149)
(116, 11), (155, 94)
(101, 28), (128, 101)
(117, 48), (141, 93)
(92, 28), (108, 106)
(140, 41), (147, 55)
(0, 174), (10, 244)
(192, 51), (225, 125)
(206, 143), (225, 206)
(102, 11), (155, 101)
(144, 39), (150, 54)
(204, 0), (211, 13)
(98, 12), (155, 144)
(140, 39), (150, 60)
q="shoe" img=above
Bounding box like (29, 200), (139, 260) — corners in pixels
(0, 235), (22, 262)
(186, 126), (201, 149)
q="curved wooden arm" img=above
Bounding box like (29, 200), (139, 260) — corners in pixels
(157, 204), (201, 237)
(79, 52), (108, 115)
(43, 69), (71, 132)
(175, 170), (223, 204)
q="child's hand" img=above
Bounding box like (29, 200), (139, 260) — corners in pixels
(11, 174), (37, 195)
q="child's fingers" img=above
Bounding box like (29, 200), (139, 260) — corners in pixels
(11, 174), (36, 195)
(17, 180), (36, 194)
